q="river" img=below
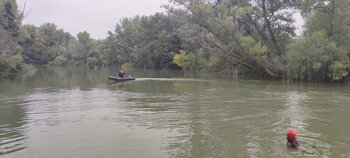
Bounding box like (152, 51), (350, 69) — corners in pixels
(0, 66), (349, 158)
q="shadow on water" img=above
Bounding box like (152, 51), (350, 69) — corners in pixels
(0, 66), (105, 93)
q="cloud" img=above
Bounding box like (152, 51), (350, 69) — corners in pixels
(18, 0), (166, 39)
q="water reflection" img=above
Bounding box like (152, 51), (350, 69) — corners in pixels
(284, 91), (310, 130)
(0, 67), (350, 158)
(281, 91), (331, 157)
(116, 81), (340, 158)
(0, 97), (27, 155)
(117, 80), (256, 157)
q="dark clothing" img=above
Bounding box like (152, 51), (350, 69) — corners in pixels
(118, 72), (125, 78)
(287, 139), (299, 148)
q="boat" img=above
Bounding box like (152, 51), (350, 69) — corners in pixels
(108, 76), (136, 81)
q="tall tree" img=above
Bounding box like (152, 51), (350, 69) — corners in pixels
(286, 0), (350, 82)
(168, 0), (297, 78)
(71, 31), (92, 63)
(0, 0), (21, 36)
(110, 13), (182, 69)
(20, 23), (73, 65)
(0, 0), (23, 77)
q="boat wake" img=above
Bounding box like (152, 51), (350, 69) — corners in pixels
(135, 78), (205, 82)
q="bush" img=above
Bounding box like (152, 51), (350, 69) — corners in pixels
(86, 57), (98, 68)
(19, 64), (37, 78)
(53, 56), (68, 66)
(73, 60), (83, 66)
(173, 49), (207, 71)
(286, 31), (349, 82)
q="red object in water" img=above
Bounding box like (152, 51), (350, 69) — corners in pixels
(287, 130), (297, 139)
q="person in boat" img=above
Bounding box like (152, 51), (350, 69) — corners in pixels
(118, 69), (125, 78)
(286, 130), (299, 148)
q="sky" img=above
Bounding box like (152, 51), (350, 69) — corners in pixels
(18, 0), (167, 39)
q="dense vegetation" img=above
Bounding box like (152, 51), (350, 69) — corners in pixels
(1, 0), (350, 82)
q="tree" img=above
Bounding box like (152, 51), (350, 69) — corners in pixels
(0, 0), (24, 77)
(0, 26), (23, 77)
(109, 13), (182, 69)
(167, 0), (298, 78)
(0, 0), (21, 37)
(173, 49), (208, 71)
(303, 0), (350, 50)
(20, 23), (73, 65)
(286, 0), (350, 82)
(71, 31), (92, 63)
(286, 31), (349, 82)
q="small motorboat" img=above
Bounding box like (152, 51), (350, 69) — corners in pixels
(108, 76), (136, 81)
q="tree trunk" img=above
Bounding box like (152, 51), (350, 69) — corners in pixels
(328, 0), (336, 37)
(231, 58), (239, 80)
(261, 0), (281, 56)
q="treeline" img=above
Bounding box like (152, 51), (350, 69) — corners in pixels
(167, 0), (350, 82)
(1, 0), (350, 82)
(0, 0), (184, 78)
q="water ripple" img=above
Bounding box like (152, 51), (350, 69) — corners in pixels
(0, 125), (27, 155)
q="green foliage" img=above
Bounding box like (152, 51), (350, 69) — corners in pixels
(73, 60), (84, 66)
(0, 1), (23, 78)
(206, 55), (230, 73)
(86, 57), (98, 68)
(173, 49), (207, 71)
(0, 0), (21, 37)
(20, 23), (73, 65)
(111, 13), (182, 69)
(0, 54), (23, 78)
(1, 0), (350, 82)
(168, 0), (297, 78)
(173, 50), (192, 71)
(286, 31), (349, 82)
(288, 0), (350, 82)
(6, 54), (23, 69)
(77, 31), (91, 45)
(53, 56), (68, 66)
(70, 31), (93, 63)
(19, 64), (37, 78)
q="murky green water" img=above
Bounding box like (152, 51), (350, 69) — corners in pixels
(0, 66), (350, 158)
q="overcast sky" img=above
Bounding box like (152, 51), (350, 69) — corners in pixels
(18, 0), (167, 39)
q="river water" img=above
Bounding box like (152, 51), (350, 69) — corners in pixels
(0, 67), (349, 158)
